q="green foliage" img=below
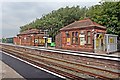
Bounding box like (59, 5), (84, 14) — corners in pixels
(2, 38), (6, 43)
(20, 2), (120, 40)
(20, 6), (86, 41)
(87, 2), (120, 37)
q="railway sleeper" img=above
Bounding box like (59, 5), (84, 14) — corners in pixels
(2, 48), (119, 79)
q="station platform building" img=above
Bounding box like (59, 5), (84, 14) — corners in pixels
(14, 29), (45, 46)
(56, 18), (117, 53)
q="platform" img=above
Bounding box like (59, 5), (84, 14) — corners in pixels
(0, 60), (24, 79)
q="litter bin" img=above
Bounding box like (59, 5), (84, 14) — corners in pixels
(50, 42), (55, 47)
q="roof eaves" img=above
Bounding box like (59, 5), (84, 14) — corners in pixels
(60, 21), (79, 31)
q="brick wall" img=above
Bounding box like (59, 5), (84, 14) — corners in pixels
(56, 27), (106, 52)
(55, 33), (62, 48)
(14, 34), (44, 46)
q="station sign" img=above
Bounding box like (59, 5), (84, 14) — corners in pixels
(39, 39), (45, 44)
(97, 34), (104, 39)
(79, 34), (85, 37)
(35, 39), (38, 43)
(43, 37), (47, 38)
(47, 38), (52, 43)
(96, 39), (99, 47)
(109, 37), (114, 43)
(98, 34), (104, 39)
(67, 38), (70, 45)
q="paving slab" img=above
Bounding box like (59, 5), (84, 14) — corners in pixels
(0, 60), (24, 80)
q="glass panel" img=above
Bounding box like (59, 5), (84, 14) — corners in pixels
(66, 34), (69, 38)
(75, 32), (78, 36)
(72, 37), (75, 44)
(88, 36), (91, 44)
(72, 32), (74, 37)
(88, 32), (91, 36)
(75, 37), (78, 44)
(66, 31), (69, 38)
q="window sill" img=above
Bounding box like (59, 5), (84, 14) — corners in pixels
(71, 43), (79, 45)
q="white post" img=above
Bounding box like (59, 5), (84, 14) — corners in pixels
(94, 34), (96, 52)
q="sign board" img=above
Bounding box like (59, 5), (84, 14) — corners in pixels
(47, 38), (52, 43)
(67, 38), (71, 45)
(39, 39), (45, 44)
(35, 39), (38, 43)
(79, 34), (85, 37)
(67, 38), (70, 42)
(96, 39), (99, 47)
(98, 34), (104, 39)
(43, 37), (47, 38)
(109, 37), (114, 43)
(80, 37), (85, 45)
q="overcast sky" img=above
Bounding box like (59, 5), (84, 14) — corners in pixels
(0, 0), (101, 38)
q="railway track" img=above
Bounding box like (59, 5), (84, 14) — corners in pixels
(2, 48), (87, 80)
(38, 48), (120, 69)
(13, 45), (120, 70)
(1, 46), (120, 80)
(4, 45), (120, 73)
(2, 43), (119, 70)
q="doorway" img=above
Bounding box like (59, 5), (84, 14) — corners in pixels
(94, 33), (105, 53)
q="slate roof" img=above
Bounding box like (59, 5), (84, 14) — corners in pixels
(18, 29), (44, 35)
(20, 29), (39, 34)
(60, 18), (106, 31)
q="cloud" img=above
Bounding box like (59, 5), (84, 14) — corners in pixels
(1, 0), (101, 2)
(1, 1), (100, 38)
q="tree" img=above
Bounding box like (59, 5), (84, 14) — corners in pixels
(87, 2), (120, 37)
(20, 2), (120, 40)
(20, 6), (86, 41)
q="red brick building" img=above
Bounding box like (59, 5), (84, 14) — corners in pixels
(14, 29), (45, 46)
(56, 18), (106, 52)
